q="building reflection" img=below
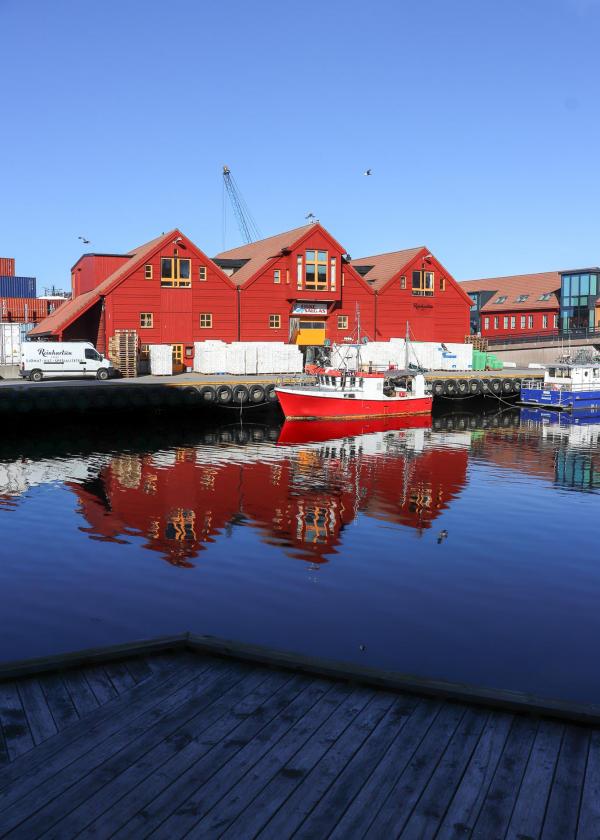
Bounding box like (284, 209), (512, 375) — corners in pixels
(66, 416), (470, 566)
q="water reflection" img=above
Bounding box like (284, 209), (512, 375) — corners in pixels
(1, 406), (598, 568)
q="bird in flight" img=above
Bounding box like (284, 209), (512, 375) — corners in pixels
(363, 168), (372, 176)
(305, 212), (315, 220)
(78, 236), (90, 244)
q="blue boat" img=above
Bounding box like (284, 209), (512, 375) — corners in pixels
(520, 362), (600, 410)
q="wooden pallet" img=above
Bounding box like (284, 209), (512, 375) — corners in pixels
(465, 334), (488, 351)
(109, 330), (138, 378)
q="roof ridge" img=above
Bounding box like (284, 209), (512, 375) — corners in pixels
(352, 246), (425, 262)
(216, 224), (314, 256)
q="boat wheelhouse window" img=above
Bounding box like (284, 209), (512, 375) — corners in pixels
(349, 376), (355, 387)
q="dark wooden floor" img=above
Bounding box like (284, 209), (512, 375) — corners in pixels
(0, 649), (599, 839)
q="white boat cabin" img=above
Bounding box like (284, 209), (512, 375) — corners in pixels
(314, 370), (426, 398)
(544, 363), (600, 390)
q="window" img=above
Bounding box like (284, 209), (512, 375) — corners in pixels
(330, 257), (336, 292)
(400, 275), (406, 289)
(520, 315), (526, 328)
(554, 314), (558, 328)
(297, 255), (303, 290)
(305, 250), (328, 290)
(198, 266), (207, 281)
(543, 314), (548, 328)
(494, 316), (499, 329)
(161, 257), (191, 287)
(539, 292), (552, 301)
(338, 315), (348, 329)
(503, 316), (509, 329)
(510, 316), (516, 329)
(495, 295), (507, 304)
(140, 344), (150, 360)
(140, 313), (153, 328)
(439, 276), (446, 291)
(85, 348), (101, 361)
(528, 315), (534, 328)
(199, 313), (212, 328)
(412, 270), (434, 296)
(483, 317), (489, 330)
(273, 269), (281, 284)
(269, 314), (281, 329)
(516, 294), (529, 303)
(144, 264), (153, 280)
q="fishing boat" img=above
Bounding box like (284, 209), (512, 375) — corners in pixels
(275, 368), (432, 421)
(520, 362), (600, 410)
(277, 414), (432, 445)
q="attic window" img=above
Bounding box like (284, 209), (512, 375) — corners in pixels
(516, 294), (529, 302)
(144, 264), (153, 280)
(539, 292), (552, 301)
(161, 257), (191, 288)
(199, 266), (207, 281)
(495, 295), (507, 304)
(400, 275), (406, 289)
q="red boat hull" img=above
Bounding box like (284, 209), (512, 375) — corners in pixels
(277, 414), (432, 445)
(275, 388), (433, 420)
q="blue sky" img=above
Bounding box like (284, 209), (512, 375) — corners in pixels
(1, 0), (599, 291)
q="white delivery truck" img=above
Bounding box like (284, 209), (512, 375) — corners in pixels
(20, 341), (114, 382)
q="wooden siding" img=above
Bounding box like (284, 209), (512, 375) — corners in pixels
(481, 307), (559, 338)
(72, 255), (130, 297)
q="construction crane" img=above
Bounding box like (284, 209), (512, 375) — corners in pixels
(222, 165), (261, 245)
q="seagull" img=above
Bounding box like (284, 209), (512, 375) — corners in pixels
(363, 168), (372, 176)
(305, 212), (315, 220)
(78, 236), (90, 244)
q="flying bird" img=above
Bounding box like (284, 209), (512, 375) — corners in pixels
(363, 168), (372, 176)
(305, 212), (315, 220)
(78, 236), (90, 244)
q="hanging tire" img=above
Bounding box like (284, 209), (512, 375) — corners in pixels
(491, 378), (502, 395)
(216, 385), (233, 405)
(501, 379), (513, 394)
(457, 379), (469, 396)
(432, 380), (445, 397)
(512, 379), (521, 393)
(183, 387), (200, 404)
(200, 386), (216, 403)
(232, 385), (250, 405)
(265, 384), (278, 403)
(249, 385), (266, 404)
(469, 379), (482, 395)
(480, 378), (491, 394)
(444, 379), (458, 396)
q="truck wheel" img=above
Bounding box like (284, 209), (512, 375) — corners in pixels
(29, 370), (43, 382)
(96, 368), (109, 381)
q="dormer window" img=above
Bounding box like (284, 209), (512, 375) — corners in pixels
(538, 292), (552, 301)
(495, 295), (507, 304)
(516, 294), (529, 302)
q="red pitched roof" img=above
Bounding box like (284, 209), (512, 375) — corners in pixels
(30, 231), (180, 336)
(351, 248), (425, 291)
(461, 271), (561, 311)
(214, 224), (315, 286)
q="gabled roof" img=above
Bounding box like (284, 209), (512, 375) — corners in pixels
(461, 271), (561, 311)
(351, 248), (425, 291)
(213, 224), (316, 286)
(30, 231), (176, 336)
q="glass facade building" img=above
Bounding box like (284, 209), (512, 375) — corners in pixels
(560, 270), (599, 332)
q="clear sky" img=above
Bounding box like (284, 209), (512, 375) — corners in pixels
(1, 0), (599, 291)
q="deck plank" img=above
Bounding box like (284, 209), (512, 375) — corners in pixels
(16, 678), (57, 745)
(123, 656), (154, 684)
(329, 698), (443, 840)
(0, 661), (247, 839)
(0, 682), (34, 761)
(61, 670), (100, 716)
(505, 719), (565, 840)
(103, 661), (137, 694)
(80, 670), (294, 838)
(471, 714), (539, 840)
(209, 685), (375, 839)
(145, 677), (333, 839)
(80, 666), (119, 705)
(364, 702), (467, 838)
(256, 693), (420, 840)
(398, 707), (490, 839)
(541, 724), (590, 840)
(37, 674), (79, 730)
(577, 729), (600, 839)
(435, 711), (514, 840)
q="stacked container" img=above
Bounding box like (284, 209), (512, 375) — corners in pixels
(149, 345), (173, 376)
(0, 276), (36, 298)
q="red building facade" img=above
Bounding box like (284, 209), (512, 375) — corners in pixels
(31, 225), (471, 356)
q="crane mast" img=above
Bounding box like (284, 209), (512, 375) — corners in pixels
(222, 165), (261, 244)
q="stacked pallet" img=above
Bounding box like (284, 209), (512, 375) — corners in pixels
(465, 334), (488, 351)
(109, 330), (138, 378)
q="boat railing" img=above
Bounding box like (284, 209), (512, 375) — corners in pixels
(522, 379), (600, 392)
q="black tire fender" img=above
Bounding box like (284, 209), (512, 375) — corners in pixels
(457, 379), (469, 396)
(232, 385), (249, 404)
(444, 379), (458, 396)
(249, 385), (266, 404)
(432, 380), (445, 397)
(265, 384), (278, 402)
(501, 379), (513, 394)
(468, 379), (482, 395)
(491, 378), (502, 395)
(216, 385), (233, 404)
(200, 385), (216, 402)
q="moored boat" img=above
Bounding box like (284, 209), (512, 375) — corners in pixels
(275, 369), (433, 421)
(520, 362), (600, 411)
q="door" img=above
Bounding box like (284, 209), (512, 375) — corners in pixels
(172, 344), (184, 373)
(295, 319), (326, 346)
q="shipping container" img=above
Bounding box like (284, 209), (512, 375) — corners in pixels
(0, 297), (57, 322)
(0, 258), (15, 277)
(0, 322), (35, 365)
(0, 276), (36, 298)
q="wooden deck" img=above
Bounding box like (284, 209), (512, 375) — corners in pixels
(0, 641), (599, 838)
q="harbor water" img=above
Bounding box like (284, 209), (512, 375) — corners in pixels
(1, 405), (599, 704)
